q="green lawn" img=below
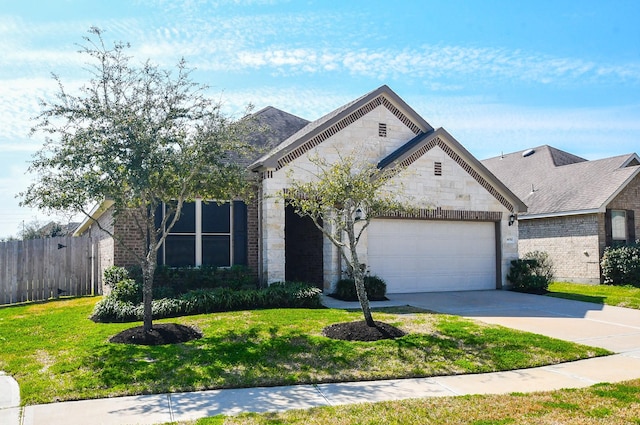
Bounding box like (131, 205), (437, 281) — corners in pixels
(0, 297), (609, 405)
(548, 282), (640, 309)
(174, 379), (640, 424)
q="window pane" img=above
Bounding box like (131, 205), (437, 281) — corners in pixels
(202, 236), (231, 266)
(164, 235), (196, 266)
(169, 202), (196, 233)
(612, 210), (627, 240)
(202, 202), (230, 233)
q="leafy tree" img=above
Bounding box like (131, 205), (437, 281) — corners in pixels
(283, 150), (411, 326)
(21, 28), (255, 332)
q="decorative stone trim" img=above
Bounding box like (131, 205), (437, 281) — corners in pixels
(275, 95), (422, 170)
(398, 136), (514, 212)
(379, 208), (502, 222)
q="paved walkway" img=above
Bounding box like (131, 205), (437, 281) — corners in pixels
(3, 290), (640, 425)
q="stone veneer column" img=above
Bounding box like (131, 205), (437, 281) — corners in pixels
(322, 217), (341, 292)
(261, 176), (286, 284)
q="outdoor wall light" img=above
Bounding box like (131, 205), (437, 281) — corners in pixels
(354, 208), (363, 221)
(508, 213), (516, 226)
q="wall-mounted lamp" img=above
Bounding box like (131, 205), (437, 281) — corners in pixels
(354, 208), (363, 221)
(508, 213), (516, 226)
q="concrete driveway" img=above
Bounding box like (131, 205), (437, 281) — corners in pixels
(387, 290), (640, 353)
(323, 290), (640, 353)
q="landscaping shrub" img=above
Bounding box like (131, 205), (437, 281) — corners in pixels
(110, 279), (142, 304)
(92, 281), (323, 322)
(127, 264), (256, 295)
(507, 251), (554, 294)
(103, 266), (131, 288)
(332, 275), (387, 301)
(601, 243), (640, 286)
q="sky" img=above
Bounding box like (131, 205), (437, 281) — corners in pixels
(1, 0), (639, 238)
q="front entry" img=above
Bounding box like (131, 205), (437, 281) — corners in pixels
(285, 205), (324, 288)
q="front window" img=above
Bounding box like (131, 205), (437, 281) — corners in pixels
(612, 210), (627, 244)
(157, 199), (247, 267)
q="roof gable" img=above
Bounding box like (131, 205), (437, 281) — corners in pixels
(250, 85), (434, 171)
(379, 129), (527, 213)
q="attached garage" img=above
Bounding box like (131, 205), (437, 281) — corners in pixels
(251, 85), (527, 291)
(367, 219), (497, 293)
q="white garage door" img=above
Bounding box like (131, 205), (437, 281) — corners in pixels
(367, 219), (496, 293)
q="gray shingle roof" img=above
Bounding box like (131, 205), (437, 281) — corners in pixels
(482, 145), (640, 217)
(243, 106), (310, 163)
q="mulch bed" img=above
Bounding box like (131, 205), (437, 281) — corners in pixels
(109, 323), (203, 345)
(322, 321), (406, 342)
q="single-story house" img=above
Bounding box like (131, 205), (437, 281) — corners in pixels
(482, 145), (640, 284)
(75, 85), (526, 293)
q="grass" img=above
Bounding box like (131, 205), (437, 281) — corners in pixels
(0, 297), (610, 405)
(548, 281), (640, 309)
(171, 379), (640, 424)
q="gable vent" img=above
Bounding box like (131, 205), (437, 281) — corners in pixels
(378, 123), (387, 137)
(434, 161), (442, 176)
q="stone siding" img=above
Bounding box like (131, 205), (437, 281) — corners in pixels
(519, 214), (601, 283)
(261, 103), (518, 289)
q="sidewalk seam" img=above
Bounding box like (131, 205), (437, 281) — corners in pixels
(542, 365), (599, 385)
(167, 394), (174, 423)
(431, 378), (462, 396)
(313, 384), (334, 407)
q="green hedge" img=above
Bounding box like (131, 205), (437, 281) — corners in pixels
(332, 275), (387, 301)
(91, 282), (323, 323)
(601, 243), (640, 286)
(102, 264), (257, 301)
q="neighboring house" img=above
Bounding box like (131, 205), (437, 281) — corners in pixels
(482, 145), (640, 284)
(75, 85), (526, 293)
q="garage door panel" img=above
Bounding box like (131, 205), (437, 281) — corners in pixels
(368, 219), (496, 293)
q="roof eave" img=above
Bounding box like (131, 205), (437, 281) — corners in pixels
(72, 199), (115, 236)
(519, 208), (601, 220)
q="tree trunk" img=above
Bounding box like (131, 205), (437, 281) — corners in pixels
(353, 267), (375, 326)
(346, 213), (375, 327)
(142, 259), (155, 332)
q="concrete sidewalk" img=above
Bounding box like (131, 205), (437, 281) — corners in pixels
(13, 351), (640, 425)
(6, 291), (640, 425)
(0, 372), (20, 425)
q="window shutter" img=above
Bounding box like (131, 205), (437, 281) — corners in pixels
(233, 201), (248, 265)
(605, 209), (612, 247)
(627, 210), (636, 243)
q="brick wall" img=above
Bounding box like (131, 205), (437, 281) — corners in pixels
(519, 214), (601, 283)
(246, 194), (259, 278)
(112, 208), (148, 267)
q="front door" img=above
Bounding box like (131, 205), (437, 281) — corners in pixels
(284, 205), (324, 288)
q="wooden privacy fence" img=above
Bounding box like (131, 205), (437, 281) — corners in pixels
(0, 236), (101, 305)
